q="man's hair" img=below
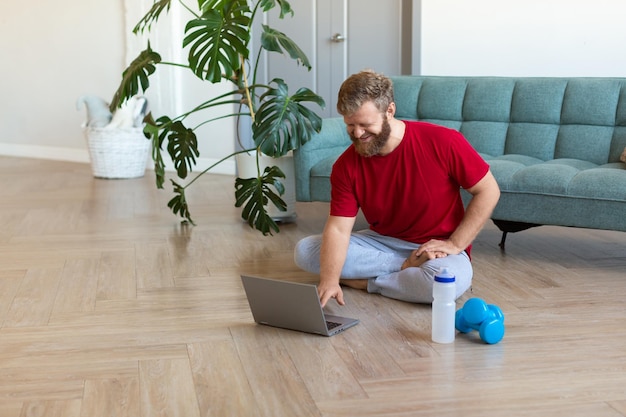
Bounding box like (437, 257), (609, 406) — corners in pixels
(336, 69), (394, 116)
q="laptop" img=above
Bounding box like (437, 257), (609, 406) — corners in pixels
(240, 275), (359, 336)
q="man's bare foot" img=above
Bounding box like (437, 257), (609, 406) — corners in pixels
(339, 279), (369, 290)
(401, 250), (447, 270)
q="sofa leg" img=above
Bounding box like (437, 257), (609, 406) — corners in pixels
(491, 219), (542, 251)
(499, 232), (508, 251)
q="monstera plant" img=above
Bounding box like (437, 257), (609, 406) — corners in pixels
(111, 0), (324, 235)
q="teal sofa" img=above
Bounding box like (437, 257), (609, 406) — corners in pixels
(294, 76), (626, 247)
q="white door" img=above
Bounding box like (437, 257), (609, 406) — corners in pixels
(262, 0), (413, 118)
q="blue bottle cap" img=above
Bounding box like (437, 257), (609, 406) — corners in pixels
(434, 267), (455, 283)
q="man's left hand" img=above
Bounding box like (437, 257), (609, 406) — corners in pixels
(415, 239), (461, 257)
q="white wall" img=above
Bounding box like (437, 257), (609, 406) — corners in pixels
(0, 0), (125, 161)
(421, 0), (626, 76)
(0, 0), (235, 173)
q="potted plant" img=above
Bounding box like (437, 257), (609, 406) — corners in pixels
(110, 0), (325, 235)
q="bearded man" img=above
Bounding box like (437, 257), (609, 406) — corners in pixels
(294, 70), (501, 307)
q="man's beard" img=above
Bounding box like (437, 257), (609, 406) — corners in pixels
(350, 117), (391, 157)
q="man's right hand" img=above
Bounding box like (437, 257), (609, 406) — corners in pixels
(401, 248), (447, 270)
(317, 215), (355, 308)
(318, 282), (345, 307)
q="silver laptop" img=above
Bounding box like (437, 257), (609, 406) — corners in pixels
(240, 275), (359, 336)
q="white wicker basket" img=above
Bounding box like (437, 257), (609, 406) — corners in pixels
(85, 127), (150, 179)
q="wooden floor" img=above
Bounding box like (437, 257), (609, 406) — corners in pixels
(1, 156), (625, 417)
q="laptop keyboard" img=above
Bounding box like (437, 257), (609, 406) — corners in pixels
(326, 321), (342, 330)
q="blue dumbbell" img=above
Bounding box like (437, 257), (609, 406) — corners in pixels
(455, 298), (505, 344)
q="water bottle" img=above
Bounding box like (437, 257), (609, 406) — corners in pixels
(431, 267), (456, 344)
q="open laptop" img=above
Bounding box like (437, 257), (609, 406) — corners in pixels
(240, 275), (359, 336)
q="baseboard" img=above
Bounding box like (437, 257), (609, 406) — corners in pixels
(0, 143), (91, 164)
(0, 143), (237, 175)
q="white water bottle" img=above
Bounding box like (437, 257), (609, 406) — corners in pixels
(431, 267), (456, 344)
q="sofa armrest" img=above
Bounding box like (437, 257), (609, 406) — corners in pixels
(294, 118), (351, 201)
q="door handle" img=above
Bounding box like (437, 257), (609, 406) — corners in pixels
(330, 33), (346, 43)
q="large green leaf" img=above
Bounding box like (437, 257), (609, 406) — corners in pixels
(234, 165), (286, 235)
(253, 79), (325, 157)
(109, 44), (161, 112)
(260, 24), (310, 69)
(184, 0), (251, 82)
(133, 0), (172, 34)
(166, 121), (200, 179)
(198, 0), (234, 13)
(144, 113), (173, 189)
(168, 180), (195, 225)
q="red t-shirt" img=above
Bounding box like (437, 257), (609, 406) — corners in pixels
(330, 121), (489, 252)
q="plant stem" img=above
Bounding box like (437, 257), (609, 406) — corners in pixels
(194, 112), (251, 130)
(159, 61), (191, 69)
(178, 148), (257, 190)
(178, 0), (200, 19)
(241, 55), (255, 122)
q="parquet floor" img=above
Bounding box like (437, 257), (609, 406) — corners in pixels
(0, 156), (625, 417)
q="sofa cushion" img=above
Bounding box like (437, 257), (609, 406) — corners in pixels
(505, 123), (559, 160)
(555, 125), (613, 165)
(460, 121), (508, 156)
(486, 160), (530, 190)
(309, 156), (336, 202)
(510, 79), (567, 124)
(484, 155), (541, 189)
(485, 155), (626, 201)
(392, 78), (422, 120)
(568, 163), (626, 200)
(463, 78), (515, 122)
(417, 78), (466, 121)
(310, 156), (335, 179)
(611, 127), (626, 162)
(561, 79), (621, 125)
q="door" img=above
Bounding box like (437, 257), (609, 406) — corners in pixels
(262, 0), (413, 118)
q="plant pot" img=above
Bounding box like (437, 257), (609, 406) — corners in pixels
(236, 151), (297, 222)
(85, 127), (150, 179)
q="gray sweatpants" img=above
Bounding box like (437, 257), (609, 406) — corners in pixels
(294, 229), (472, 303)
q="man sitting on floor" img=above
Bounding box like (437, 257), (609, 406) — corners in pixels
(294, 70), (501, 307)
